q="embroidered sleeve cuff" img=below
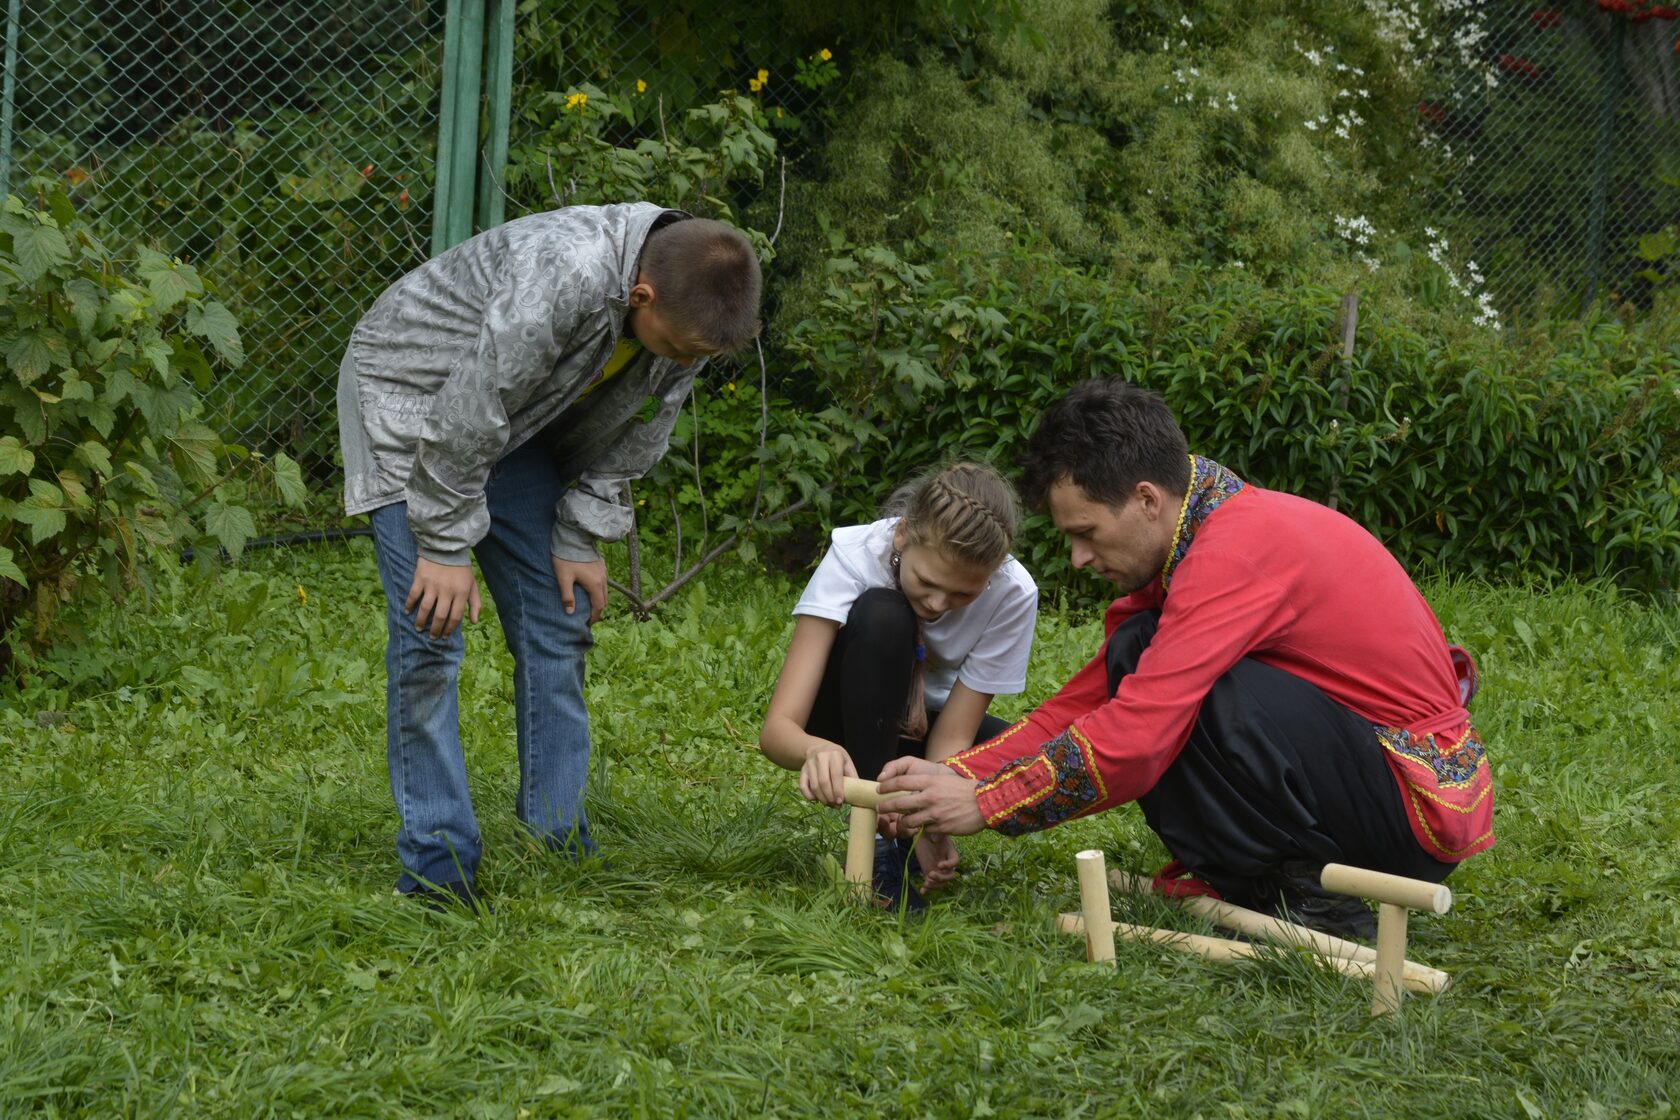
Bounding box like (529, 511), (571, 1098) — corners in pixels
(945, 717), (1035, 780)
(969, 728), (1109, 836)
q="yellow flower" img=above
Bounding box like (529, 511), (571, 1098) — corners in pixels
(636, 79), (647, 93)
(749, 77), (764, 92)
(775, 107), (783, 118)
(565, 92), (588, 110)
(819, 48), (833, 61)
(757, 69), (770, 83)
(728, 381), (737, 393)
(296, 585), (308, 606)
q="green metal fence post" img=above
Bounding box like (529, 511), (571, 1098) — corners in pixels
(433, 0), (486, 256)
(1584, 16), (1626, 308)
(0, 0), (22, 199)
(477, 0), (514, 232)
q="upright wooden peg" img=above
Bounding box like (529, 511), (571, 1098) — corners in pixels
(1076, 850), (1116, 963)
(844, 803), (878, 897)
(1319, 863), (1454, 1017)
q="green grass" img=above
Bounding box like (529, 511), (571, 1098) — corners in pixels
(1, 542), (1677, 1118)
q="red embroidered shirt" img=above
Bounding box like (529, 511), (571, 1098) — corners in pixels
(945, 458), (1495, 863)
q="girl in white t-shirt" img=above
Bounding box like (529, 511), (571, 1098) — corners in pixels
(759, 462), (1039, 908)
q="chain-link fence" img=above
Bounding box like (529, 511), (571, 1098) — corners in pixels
(13, 3), (1670, 460)
(2, 0), (443, 461)
(1422, 1), (1680, 316)
(1, 0), (818, 461)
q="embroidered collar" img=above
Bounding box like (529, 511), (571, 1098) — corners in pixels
(1159, 455), (1246, 591)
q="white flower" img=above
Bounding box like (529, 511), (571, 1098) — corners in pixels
(1180, 14), (1193, 29)
(1305, 119), (1319, 130)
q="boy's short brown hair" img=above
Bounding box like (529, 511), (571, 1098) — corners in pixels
(639, 218), (763, 355)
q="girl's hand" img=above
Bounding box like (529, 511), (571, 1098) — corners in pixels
(914, 832), (960, 891)
(799, 742), (856, 807)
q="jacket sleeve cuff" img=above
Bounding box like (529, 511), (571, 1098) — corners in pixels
(549, 519), (602, 564)
(966, 728), (1110, 836)
(416, 546), (472, 567)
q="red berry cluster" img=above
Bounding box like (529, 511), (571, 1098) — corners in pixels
(1497, 53), (1542, 77)
(1530, 8), (1562, 27)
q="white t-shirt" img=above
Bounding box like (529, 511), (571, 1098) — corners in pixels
(792, 517), (1039, 708)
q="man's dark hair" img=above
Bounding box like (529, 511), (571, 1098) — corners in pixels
(1019, 378), (1192, 509)
(640, 217), (763, 354)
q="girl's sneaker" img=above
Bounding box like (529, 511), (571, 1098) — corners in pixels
(872, 836), (927, 913)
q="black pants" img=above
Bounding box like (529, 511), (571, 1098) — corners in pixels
(806, 588), (1010, 780)
(1110, 611), (1453, 907)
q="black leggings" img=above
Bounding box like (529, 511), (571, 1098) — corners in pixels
(805, 588), (1010, 780)
(1108, 610), (1454, 907)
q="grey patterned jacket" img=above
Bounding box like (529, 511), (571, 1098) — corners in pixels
(337, 202), (700, 566)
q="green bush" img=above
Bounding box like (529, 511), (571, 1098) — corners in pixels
(0, 186), (306, 662)
(776, 239), (1680, 599)
(766, 0), (1493, 340)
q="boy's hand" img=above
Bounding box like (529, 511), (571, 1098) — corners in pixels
(799, 741), (856, 806)
(552, 557), (608, 625)
(405, 558), (482, 639)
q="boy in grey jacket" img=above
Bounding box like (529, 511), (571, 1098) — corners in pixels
(338, 203), (761, 909)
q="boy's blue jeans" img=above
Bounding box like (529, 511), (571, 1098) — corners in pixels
(369, 440), (596, 892)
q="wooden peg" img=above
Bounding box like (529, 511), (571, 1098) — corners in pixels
(841, 776), (907, 811)
(1319, 863), (1453, 1016)
(1055, 913), (1439, 991)
(844, 804), (877, 898)
(1076, 850), (1116, 963)
(1108, 869), (1450, 994)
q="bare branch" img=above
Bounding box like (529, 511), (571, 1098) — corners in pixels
(625, 486), (643, 599)
(769, 156), (787, 248)
(689, 391), (710, 553)
(669, 488), (683, 576)
(748, 337), (770, 523)
(639, 497), (810, 611)
(606, 577), (646, 615)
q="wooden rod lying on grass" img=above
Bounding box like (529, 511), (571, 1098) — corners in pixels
(1108, 870), (1450, 993)
(1054, 914), (1449, 994)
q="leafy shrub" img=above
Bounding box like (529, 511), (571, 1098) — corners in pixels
(0, 186), (306, 663)
(777, 238), (1680, 600)
(26, 64), (439, 465)
(767, 0), (1495, 341)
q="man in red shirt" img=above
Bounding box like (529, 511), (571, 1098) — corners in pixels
(878, 379), (1493, 937)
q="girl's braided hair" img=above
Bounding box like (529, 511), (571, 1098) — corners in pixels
(882, 462), (1021, 737)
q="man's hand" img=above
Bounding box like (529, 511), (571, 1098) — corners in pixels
(552, 556), (608, 625)
(876, 756), (987, 836)
(799, 741), (856, 807)
(405, 557), (482, 639)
